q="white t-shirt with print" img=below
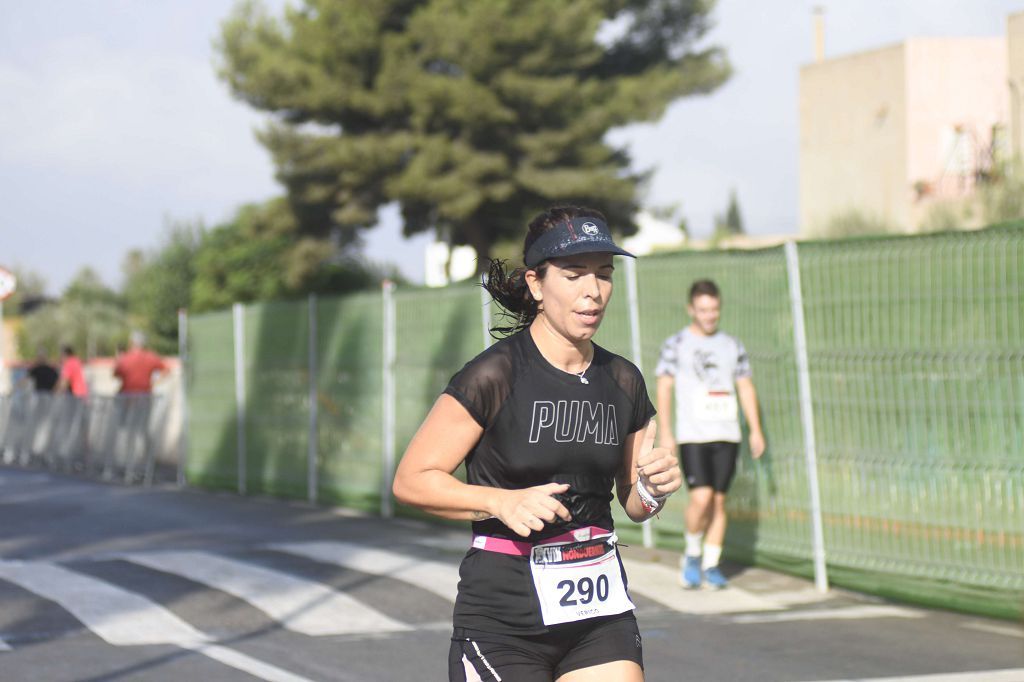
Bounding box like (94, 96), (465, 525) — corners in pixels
(655, 328), (751, 444)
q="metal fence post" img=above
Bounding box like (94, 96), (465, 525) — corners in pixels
(232, 302), (247, 496)
(784, 240), (829, 592)
(623, 257), (655, 549)
(381, 281), (396, 518)
(177, 308), (188, 488)
(308, 294), (318, 505)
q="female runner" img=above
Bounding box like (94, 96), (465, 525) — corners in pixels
(393, 205), (682, 681)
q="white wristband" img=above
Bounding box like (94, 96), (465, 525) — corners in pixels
(636, 477), (669, 515)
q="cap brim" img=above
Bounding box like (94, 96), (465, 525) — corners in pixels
(545, 243), (635, 261)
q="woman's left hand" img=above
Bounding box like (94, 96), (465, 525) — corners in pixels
(636, 421), (682, 497)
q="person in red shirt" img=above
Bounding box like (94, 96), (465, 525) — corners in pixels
(114, 332), (167, 394)
(56, 345), (88, 397)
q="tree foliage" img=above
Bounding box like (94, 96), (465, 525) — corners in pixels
(710, 188), (743, 243)
(979, 158), (1024, 225)
(190, 198), (390, 313)
(122, 221), (203, 354)
(822, 209), (897, 239)
(724, 188), (743, 235)
(19, 268), (128, 360)
(217, 0), (730, 267)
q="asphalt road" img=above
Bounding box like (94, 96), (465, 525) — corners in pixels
(0, 467), (1021, 682)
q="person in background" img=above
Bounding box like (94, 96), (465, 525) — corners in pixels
(22, 348), (58, 392)
(655, 279), (765, 590)
(56, 345), (88, 397)
(113, 331), (167, 395)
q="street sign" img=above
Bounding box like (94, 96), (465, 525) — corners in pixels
(0, 267), (15, 301)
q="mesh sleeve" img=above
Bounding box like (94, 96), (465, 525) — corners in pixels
(605, 353), (657, 434)
(735, 340), (752, 379)
(442, 345), (514, 428)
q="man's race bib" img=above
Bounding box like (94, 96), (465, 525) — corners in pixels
(692, 389), (738, 422)
(529, 532), (634, 626)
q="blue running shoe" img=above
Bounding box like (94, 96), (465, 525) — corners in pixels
(681, 556), (702, 589)
(704, 566), (728, 589)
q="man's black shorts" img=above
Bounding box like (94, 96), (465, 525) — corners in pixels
(679, 441), (740, 492)
(449, 612), (643, 681)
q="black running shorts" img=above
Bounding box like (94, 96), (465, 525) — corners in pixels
(449, 612), (643, 681)
(679, 441), (740, 492)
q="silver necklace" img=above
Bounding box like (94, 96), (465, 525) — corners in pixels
(572, 357), (592, 384)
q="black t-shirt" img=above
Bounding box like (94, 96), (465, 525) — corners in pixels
(28, 363), (59, 392)
(443, 328), (656, 634)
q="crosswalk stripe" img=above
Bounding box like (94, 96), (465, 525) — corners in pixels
(267, 541), (460, 603)
(182, 642), (318, 682)
(123, 551), (411, 636)
(0, 560), (315, 681)
(0, 560), (207, 646)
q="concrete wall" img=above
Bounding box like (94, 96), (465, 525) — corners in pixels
(799, 44), (907, 237)
(1008, 13), (1024, 157)
(800, 37), (1011, 237)
(904, 38), (1007, 228)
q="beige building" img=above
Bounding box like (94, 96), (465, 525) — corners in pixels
(1008, 13), (1024, 157)
(799, 16), (1024, 237)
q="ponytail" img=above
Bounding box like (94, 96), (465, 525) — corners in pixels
(482, 259), (546, 338)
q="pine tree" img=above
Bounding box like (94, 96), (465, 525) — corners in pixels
(724, 188), (744, 235)
(217, 0), (730, 268)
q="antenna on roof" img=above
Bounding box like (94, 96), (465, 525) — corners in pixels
(813, 6), (825, 63)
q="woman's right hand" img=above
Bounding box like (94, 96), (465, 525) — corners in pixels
(496, 483), (573, 538)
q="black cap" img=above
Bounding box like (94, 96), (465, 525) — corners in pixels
(523, 216), (635, 267)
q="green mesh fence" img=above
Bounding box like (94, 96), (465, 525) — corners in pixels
(394, 284), (486, 452)
(243, 300), (311, 498)
(316, 291), (385, 511)
(632, 247), (815, 565)
(185, 309), (237, 490)
(183, 225), (1024, 619)
(795, 228), (1024, 617)
(382, 284), (484, 523)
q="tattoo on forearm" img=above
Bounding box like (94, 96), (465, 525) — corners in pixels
(470, 511), (491, 520)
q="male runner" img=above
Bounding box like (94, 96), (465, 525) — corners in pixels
(655, 279), (765, 589)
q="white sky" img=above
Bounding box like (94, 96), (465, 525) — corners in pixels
(1, 0), (1021, 296)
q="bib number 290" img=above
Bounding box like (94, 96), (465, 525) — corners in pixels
(557, 575), (610, 606)
(530, 534), (634, 625)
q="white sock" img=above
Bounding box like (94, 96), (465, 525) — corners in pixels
(702, 544), (723, 570)
(684, 532), (704, 558)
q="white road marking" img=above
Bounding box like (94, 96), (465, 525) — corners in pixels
(804, 668), (1024, 682)
(182, 642), (318, 682)
(0, 560), (208, 646)
(0, 637), (11, 651)
(0, 560), (316, 682)
(961, 621), (1024, 639)
(268, 540), (460, 603)
(123, 551), (411, 635)
(729, 605), (923, 624)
